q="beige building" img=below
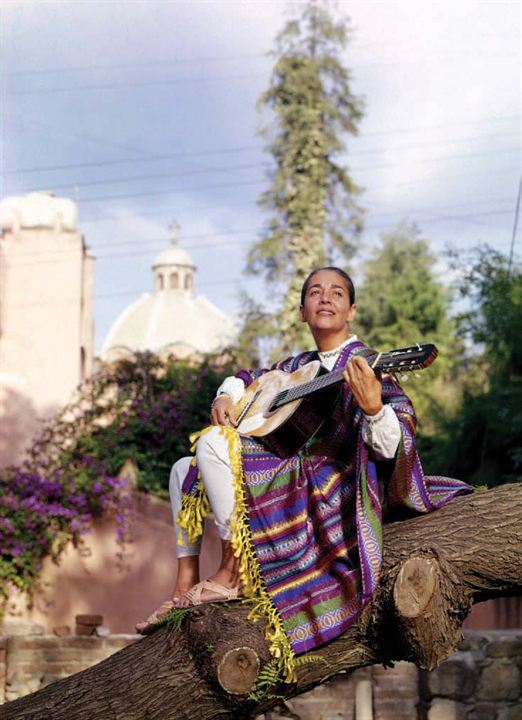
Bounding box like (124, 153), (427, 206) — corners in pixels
(0, 191), (94, 467)
(101, 222), (236, 362)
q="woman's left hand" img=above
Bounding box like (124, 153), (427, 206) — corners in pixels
(343, 356), (383, 416)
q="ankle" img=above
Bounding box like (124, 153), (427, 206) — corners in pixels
(213, 567), (240, 588)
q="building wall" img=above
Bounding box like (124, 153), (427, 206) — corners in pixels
(4, 494), (222, 636)
(0, 193), (94, 467)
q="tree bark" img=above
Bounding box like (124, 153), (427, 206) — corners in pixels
(3, 484), (521, 720)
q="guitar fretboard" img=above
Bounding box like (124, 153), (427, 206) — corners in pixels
(270, 345), (437, 411)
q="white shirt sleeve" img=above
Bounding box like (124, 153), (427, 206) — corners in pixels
(215, 376), (246, 405)
(361, 405), (401, 460)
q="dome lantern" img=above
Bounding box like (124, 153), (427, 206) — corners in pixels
(152, 221), (195, 293)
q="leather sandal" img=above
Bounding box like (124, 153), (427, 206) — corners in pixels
(182, 579), (241, 606)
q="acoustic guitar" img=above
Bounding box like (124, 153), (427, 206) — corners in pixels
(234, 343), (438, 458)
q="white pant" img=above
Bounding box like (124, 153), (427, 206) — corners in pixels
(169, 426), (236, 558)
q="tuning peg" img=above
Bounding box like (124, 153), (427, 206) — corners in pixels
(414, 372), (421, 379)
(401, 374), (409, 382)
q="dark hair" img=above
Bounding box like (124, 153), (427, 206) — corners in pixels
(300, 267), (355, 306)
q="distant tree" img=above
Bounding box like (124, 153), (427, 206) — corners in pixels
(356, 222), (460, 436)
(454, 246), (521, 383)
(430, 247), (522, 485)
(243, 0), (364, 360)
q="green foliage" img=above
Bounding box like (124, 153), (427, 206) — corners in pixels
(247, 658), (285, 702)
(356, 222), (460, 435)
(426, 248), (522, 485)
(357, 223), (451, 346)
(244, 0), (364, 360)
(162, 606), (192, 631)
(453, 246), (522, 382)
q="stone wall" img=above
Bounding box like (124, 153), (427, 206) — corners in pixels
(419, 631), (522, 720)
(0, 626), (520, 719)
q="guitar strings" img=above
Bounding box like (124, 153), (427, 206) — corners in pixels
(270, 347), (434, 410)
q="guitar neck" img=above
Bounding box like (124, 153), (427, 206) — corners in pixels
(273, 369), (345, 408)
(270, 344), (438, 410)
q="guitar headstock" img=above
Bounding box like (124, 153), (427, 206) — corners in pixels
(371, 343), (438, 373)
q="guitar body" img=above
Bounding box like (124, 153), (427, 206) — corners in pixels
(235, 361), (341, 458)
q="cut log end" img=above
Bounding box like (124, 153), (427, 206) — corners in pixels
(216, 646), (260, 695)
(393, 556), (438, 618)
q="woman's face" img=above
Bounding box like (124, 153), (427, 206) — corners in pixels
(299, 269), (356, 335)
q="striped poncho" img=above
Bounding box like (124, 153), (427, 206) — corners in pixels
(179, 341), (471, 681)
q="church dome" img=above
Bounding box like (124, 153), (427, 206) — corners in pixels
(100, 223), (236, 362)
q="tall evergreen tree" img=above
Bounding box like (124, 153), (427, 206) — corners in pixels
(356, 222), (460, 434)
(244, 0), (364, 359)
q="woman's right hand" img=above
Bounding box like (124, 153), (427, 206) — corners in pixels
(210, 395), (237, 426)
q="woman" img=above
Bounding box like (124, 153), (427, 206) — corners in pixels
(137, 267), (470, 680)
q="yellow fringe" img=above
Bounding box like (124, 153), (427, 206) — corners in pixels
(222, 425), (298, 684)
(176, 426), (214, 545)
(177, 492), (210, 545)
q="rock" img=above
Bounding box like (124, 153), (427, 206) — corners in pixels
(52, 625), (71, 637)
(425, 654), (477, 700)
(486, 636), (522, 659)
(473, 702), (498, 720)
(477, 661), (520, 702)
(498, 705), (522, 720)
(427, 698), (466, 720)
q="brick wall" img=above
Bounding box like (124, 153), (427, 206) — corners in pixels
(0, 626), (136, 704)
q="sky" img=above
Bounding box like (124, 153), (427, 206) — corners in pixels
(1, 0), (521, 353)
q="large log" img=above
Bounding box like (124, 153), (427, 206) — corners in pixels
(3, 483), (521, 720)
